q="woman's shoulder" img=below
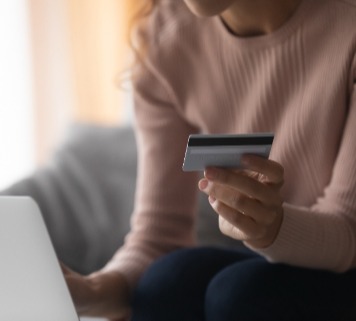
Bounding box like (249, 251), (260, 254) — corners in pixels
(327, 0), (356, 15)
(325, 0), (356, 43)
(333, 0), (356, 7)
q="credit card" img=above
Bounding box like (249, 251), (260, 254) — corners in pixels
(182, 133), (274, 172)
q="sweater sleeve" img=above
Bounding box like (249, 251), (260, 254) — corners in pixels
(103, 51), (200, 290)
(249, 53), (356, 272)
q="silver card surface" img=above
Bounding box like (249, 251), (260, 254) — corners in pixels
(182, 133), (274, 172)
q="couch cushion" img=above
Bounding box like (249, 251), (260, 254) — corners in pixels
(1, 123), (242, 273)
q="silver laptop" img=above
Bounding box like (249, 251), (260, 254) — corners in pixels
(0, 196), (79, 320)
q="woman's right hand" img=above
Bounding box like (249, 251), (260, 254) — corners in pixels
(61, 263), (131, 320)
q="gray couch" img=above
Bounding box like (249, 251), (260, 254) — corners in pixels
(1, 124), (241, 274)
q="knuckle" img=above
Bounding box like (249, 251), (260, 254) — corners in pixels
(232, 212), (242, 226)
(214, 200), (224, 213)
(230, 193), (245, 210)
(265, 161), (284, 183)
(209, 183), (217, 196)
(274, 164), (284, 181)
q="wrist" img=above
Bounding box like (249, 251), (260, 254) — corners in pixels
(85, 270), (131, 319)
(245, 207), (284, 249)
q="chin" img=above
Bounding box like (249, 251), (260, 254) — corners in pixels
(183, 0), (234, 17)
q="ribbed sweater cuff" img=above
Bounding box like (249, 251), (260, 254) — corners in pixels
(245, 203), (352, 272)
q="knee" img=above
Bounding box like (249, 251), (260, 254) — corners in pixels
(132, 248), (191, 317)
(205, 267), (252, 321)
(132, 247), (218, 320)
(205, 259), (283, 321)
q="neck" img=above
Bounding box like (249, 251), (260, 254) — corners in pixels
(220, 0), (302, 37)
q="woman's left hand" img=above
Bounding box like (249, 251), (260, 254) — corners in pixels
(198, 155), (285, 249)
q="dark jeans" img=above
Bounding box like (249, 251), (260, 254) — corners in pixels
(131, 247), (356, 321)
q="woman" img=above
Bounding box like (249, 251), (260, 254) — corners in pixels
(63, 0), (356, 320)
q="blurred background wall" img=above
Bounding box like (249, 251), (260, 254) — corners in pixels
(0, 0), (134, 189)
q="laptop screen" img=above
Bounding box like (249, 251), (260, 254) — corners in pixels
(0, 197), (79, 321)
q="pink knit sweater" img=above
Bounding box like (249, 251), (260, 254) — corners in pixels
(105, 0), (356, 291)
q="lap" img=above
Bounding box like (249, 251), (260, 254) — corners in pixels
(206, 258), (356, 321)
(132, 246), (356, 321)
(131, 247), (256, 321)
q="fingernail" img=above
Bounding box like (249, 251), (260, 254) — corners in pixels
(198, 179), (209, 190)
(209, 195), (216, 204)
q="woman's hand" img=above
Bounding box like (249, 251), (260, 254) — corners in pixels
(198, 155), (284, 249)
(61, 263), (131, 320)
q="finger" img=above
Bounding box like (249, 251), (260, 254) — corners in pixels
(199, 179), (277, 225)
(209, 197), (265, 241)
(203, 170), (282, 207)
(241, 155), (284, 185)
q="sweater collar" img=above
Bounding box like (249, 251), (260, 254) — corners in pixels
(213, 0), (313, 50)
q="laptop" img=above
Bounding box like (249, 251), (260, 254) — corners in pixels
(0, 196), (79, 321)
